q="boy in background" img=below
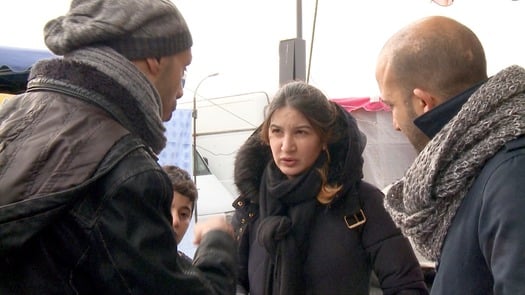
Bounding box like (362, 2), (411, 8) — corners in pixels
(163, 165), (198, 266)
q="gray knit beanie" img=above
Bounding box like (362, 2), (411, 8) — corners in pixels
(44, 0), (192, 60)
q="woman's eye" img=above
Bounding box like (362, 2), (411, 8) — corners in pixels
(296, 129), (307, 135)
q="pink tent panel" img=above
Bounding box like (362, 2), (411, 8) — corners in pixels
(330, 97), (390, 112)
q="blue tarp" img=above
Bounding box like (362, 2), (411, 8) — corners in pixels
(0, 46), (54, 72)
(158, 109), (193, 174)
(0, 46), (55, 94)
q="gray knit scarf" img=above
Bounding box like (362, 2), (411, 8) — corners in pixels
(385, 65), (525, 261)
(66, 46), (166, 153)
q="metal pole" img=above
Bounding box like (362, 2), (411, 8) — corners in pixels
(192, 72), (219, 222)
(297, 0), (302, 39)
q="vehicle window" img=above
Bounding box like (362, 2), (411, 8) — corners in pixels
(194, 150), (211, 176)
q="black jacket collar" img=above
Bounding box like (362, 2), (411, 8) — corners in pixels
(414, 81), (485, 139)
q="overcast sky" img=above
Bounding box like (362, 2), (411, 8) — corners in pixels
(2, 0), (524, 102)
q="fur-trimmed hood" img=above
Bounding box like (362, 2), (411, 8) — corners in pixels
(28, 46), (166, 154)
(234, 103), (366, 201)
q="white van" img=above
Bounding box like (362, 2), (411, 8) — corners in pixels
(157, 107), (236, 223)
(192, 149), (235, 222)
(169, 149), (235, 257)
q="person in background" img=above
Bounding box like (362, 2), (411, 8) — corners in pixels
(0, 0), (236, 294)
(375, 15), (525, 294)
(163, 165), (198, 266)
(232, 81), (428, 295)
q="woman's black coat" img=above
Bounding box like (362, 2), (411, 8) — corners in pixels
(232, 105), (428, 295)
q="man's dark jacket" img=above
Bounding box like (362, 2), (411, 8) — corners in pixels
(412, 65), (525, 294)
(0, 50), (236, 294)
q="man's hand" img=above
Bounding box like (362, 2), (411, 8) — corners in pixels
(193, 215), (234, 245)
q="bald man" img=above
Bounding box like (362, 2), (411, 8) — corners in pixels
(376, 16), (525, 294)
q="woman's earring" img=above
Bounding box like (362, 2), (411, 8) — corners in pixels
(324, 148), (331, 163)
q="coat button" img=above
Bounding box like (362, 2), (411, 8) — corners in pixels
(237, 201), (244, 207)
(241, 218), (246, 224)
(248, 212), (255, 218)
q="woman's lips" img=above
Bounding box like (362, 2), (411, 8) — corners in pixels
(280, 157), (297, 166)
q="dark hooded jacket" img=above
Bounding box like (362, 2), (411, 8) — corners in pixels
(405, 65), (525, 295)
(232, 104), (428, 295)
(0, 47), (236, 294)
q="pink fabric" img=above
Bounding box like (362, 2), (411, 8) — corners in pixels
(330, 97), (390, 112)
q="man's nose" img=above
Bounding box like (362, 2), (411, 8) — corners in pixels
(176, 86), (184, 100)
(393, 117), (401, 131)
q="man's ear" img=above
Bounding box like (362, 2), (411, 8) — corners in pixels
(413, 88), (438, 113)
(131, 58), (161, 82)
(145, 57), (161, 77)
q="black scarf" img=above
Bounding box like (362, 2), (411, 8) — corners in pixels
(256, 155), (324, 295)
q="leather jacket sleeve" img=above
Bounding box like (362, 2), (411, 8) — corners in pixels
(78, 149), (237, 294)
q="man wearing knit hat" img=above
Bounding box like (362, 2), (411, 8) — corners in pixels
(0, 0), (236, 294)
